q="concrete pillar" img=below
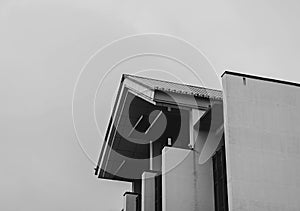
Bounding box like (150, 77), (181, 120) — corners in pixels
(142, 171), (157, 211)
(162, 146), (215, 211)
(123, 192), (138, 211)
(150, 141), (162, 171)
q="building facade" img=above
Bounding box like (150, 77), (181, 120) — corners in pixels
(95, 71), (300, 211)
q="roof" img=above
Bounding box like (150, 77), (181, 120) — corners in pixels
(124, 74), (223, 100)
(222, 71), (300, 88)
(95, 74), (223, 181)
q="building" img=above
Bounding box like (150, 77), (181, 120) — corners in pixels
(95, 71), (300, 211)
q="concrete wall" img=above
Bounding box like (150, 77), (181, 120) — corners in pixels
(123, 193), (138, 211)
(142, 172), (157, 211)
(222, 73), (300, 210)
(162, 146), (215, 211)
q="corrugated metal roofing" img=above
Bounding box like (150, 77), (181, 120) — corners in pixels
(124, 74), (223, 100)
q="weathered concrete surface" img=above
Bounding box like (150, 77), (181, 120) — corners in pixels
(222, 73), (300, 211)
(162, 147), (215, 211)
(142, 171), (157, 211)
(123, 193), (138, 211)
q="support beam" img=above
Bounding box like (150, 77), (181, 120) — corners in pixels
(189, 109), (205, 148)
(150, 141), (162, 171)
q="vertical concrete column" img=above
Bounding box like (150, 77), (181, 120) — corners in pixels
(123, 192), (138, 211)
(190, 109), (205, 148)
(150, 141), (162, 171)
(162, 146), (214, 211)
(142, 171), (157, 211)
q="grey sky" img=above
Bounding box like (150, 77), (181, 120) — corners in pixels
(1, 0), (300, 210)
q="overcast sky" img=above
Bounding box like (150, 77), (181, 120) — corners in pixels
(1, 0), (300, 210)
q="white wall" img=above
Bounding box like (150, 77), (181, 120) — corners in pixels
(162, 147), (215, 211)
(222, 73), (300, 210)
(123, 193), (138, 211)
(142, 171), (157, 211)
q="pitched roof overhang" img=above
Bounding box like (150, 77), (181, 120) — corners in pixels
(95, 74), (223, 181)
